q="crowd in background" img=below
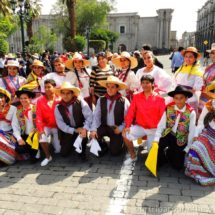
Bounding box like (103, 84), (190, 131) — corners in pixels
(0, 42), (214, 186)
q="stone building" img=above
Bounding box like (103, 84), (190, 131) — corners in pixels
(170, 31), (178, 50)
(107, 9), (174, 52)
(7, 15), (64, 54)
(8, 9), (175, 54)
(196, 0), (215, 51)
(179, 31), (195, 48)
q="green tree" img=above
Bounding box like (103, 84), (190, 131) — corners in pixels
(26, 25), (57, 53)
(90, 28), (119, 50)
(0, 32), (9, 54)
(25, 0), (42, 41)
(0, 15), (17, 54)
(76, 0), (113, 34)
(0, 0), (11, 16)
(62, 0), (76, 39)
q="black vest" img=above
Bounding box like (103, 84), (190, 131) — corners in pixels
(100, 96), (125, 126)
(57, 99), (85, 131)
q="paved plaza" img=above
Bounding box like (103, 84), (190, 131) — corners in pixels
(0, 55), (214, 215)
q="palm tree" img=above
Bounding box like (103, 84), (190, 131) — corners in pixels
(0, 0), (11, 16)
(62, 0), (76, 39)
(25, 0), (42, 41)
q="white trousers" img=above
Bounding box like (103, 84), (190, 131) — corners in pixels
(126, 125), (156, 151)
(39, 127), (61, 153)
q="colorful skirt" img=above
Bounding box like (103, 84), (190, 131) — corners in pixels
(0, 130), (16, 165)
(185, 132), (215, 186)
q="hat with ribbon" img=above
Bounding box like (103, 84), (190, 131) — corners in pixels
(98, 75), (127, 90)
(65, 52), (90, 70)
(181, 47), (201, 59)
(112, 51), (138, 69)
(55, 82), (80, 97)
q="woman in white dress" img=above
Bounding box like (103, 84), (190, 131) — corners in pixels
(112, 51), (139, 101)
(136, 51), (172, 96)
(65, 52), (92, 108)
(173, 47), (203, 113)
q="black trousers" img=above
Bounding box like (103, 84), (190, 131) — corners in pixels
(97, 125), (124, 156)
(157, 132), (186, 170)
(15, 135), (38, 159)
(59, 131), (87, 158)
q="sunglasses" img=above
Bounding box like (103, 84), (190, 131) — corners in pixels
(210, 52), (215, 55)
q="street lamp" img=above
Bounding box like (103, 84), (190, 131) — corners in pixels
(9, 0), (30, 58)
(85, 26), (91, 58)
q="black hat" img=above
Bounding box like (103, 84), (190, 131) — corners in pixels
(15, 89), (36, 99)
(168, 85), (193, 98)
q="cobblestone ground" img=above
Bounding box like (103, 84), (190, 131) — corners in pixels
(0, 55), (214, 215)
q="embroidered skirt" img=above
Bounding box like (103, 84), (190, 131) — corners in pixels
(0, 130), (16, 165)
(185, 133), (215, 186)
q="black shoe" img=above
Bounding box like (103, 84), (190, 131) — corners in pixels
(30, 157), (39, 164)
(98, 147), (108, 157)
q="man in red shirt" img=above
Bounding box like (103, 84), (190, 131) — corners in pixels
(36, 79), (61, 166)
(122, 75), (165, 165)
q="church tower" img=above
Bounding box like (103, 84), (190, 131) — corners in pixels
(156, 9), (174, 49)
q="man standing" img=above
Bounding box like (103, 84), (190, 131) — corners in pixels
(90, 76), (130, 156)
(171, 47), (184, 73)
(55, 82), (92, 160)
(123, 75), (166, 165)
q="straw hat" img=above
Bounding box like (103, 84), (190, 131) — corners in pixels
(0, 87), (11, 103)
(106, 51), (113, 59)
(32, 53), (39, 59)
(206, 81), (215, 99)
(5, 59), (19, 68)
(30, 59), (45, 69)
(98, 75), (127, 90)
(206, 43), (215, 53)
(55, 82), (80, 97)
(111, 51), (138, 69)
(181, 47), (201, 59)
(65, 52), (90, 70)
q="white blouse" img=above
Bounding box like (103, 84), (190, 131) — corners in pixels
(136, 65), (172, 94)
(0, 105), (20, 140)
(66, 68), (91, 98)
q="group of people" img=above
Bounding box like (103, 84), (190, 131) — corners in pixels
(0, 42), (214, 186)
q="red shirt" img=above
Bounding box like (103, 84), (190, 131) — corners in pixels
(125, 92), (165, 129)
(36, 95), (60, 132)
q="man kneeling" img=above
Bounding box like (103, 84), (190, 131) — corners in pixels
(55, 82), (93, 160)
(90, 76), (130, 156)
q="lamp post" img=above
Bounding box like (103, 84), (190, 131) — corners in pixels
(86, 26), (91, 58)
(9, 0), (30, 58)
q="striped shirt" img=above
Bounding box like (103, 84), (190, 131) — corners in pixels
(90, 65), (115, 97)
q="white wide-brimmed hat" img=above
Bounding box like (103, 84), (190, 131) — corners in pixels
(206, 43), (215, 53)
(55, 82), (80, 97)
(111, 51), (138, 69)
(65, 52), (90, 70)
(5, 59), (19, 68)
(98, 75), (127, 90)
